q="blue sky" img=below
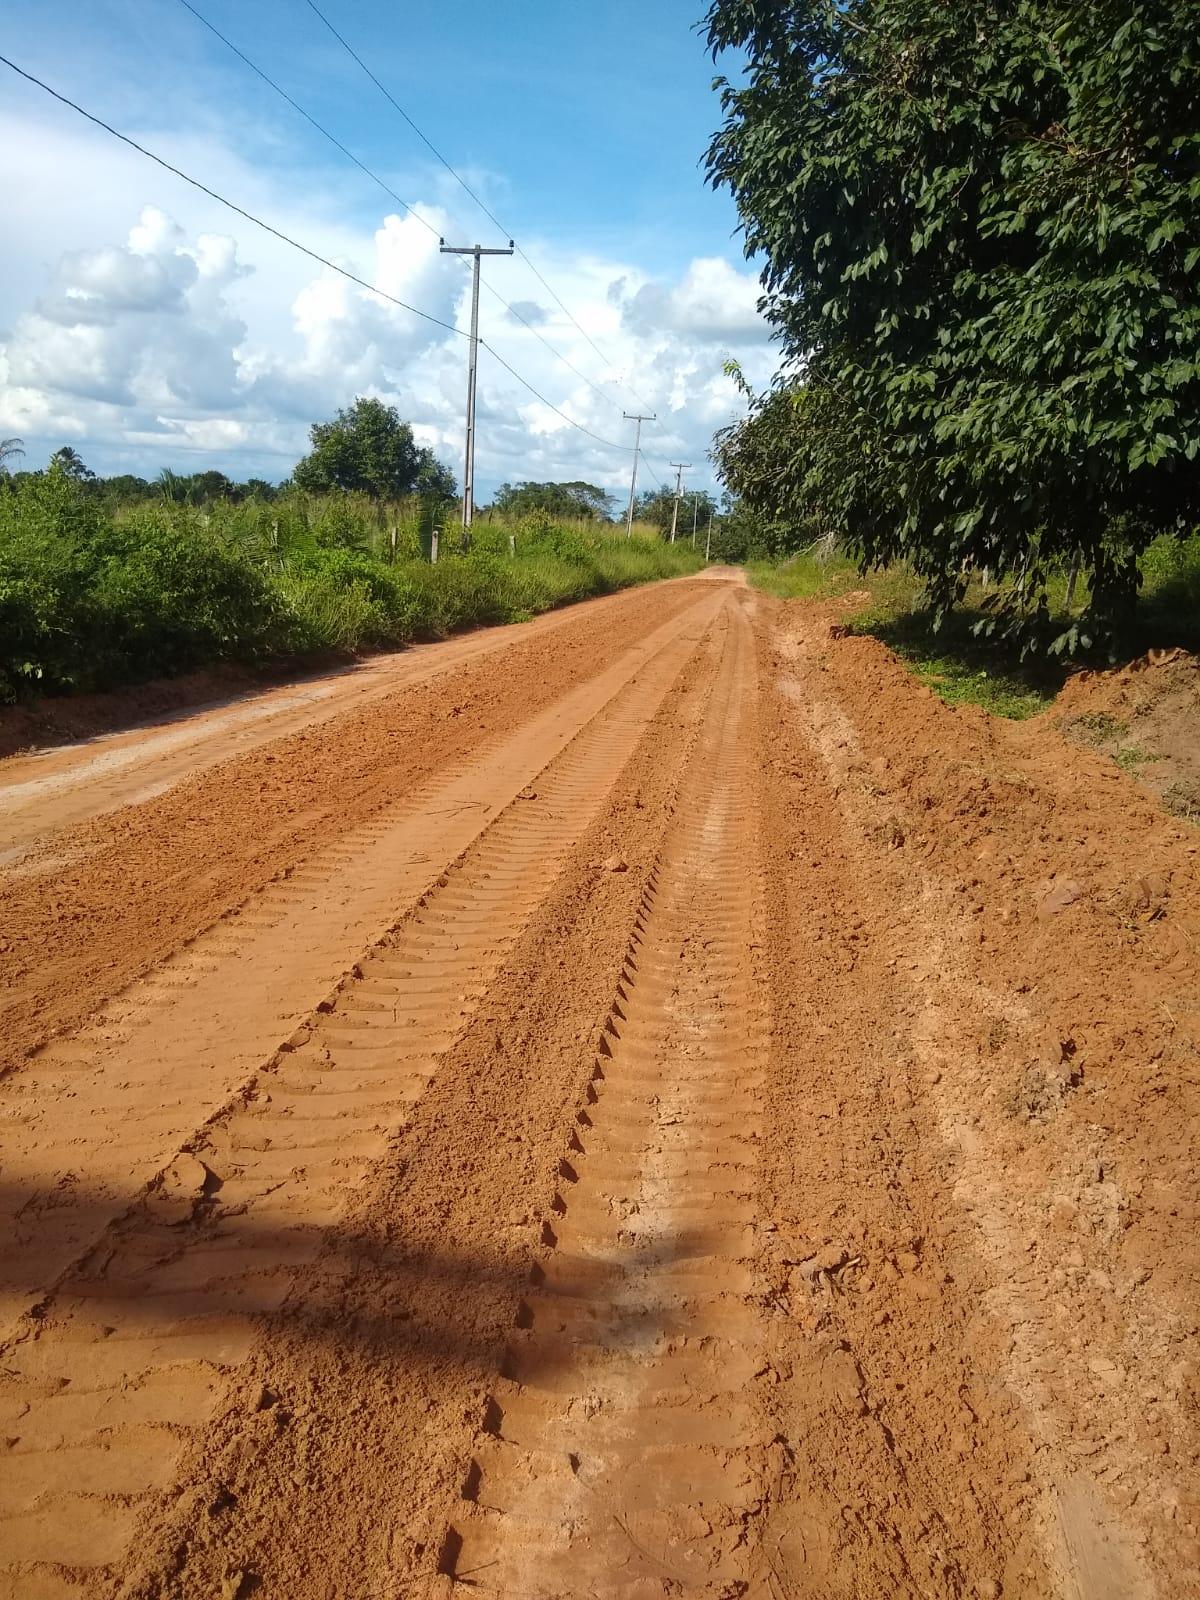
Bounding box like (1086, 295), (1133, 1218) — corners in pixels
(2, 0), (773, 498)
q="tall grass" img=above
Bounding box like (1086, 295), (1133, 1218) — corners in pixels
(0, 476), (702, 701)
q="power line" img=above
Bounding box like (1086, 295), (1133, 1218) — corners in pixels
(513, 246), (622, 382)
(173, 0), (623, 414)
(175, 0), (428, 230)
(481, 341), (631, 452)
(299, 0), (655, 408)
(478, 287), (622, 409)
(640, 458), (668, 491)
(0, 53), (635, 457)
(302, 0), (510, 236)
(0, 54), (464, 335)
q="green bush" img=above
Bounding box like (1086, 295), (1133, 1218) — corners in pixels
(274, 571), (388, 652)
(90, 507), (293, 674)
(0, 474), (703, 701)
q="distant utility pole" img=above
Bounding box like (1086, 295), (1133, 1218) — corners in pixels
(690, 495), (699, 546)
(623, 412), (656, 536)
(668, 462), (691, 542)
(440, 237), (514, 538)
(704, 512), (714, 562)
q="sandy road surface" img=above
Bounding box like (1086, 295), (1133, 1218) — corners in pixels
(1, 574), (1198, 1599)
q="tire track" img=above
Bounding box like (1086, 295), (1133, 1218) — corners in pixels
(0, 590), (725, 1345)
(442, 602), (773, 1597)
(0, 586), (643, 861)
(0, 601), (732, 1597)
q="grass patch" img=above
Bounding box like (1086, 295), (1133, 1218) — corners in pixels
(1162, 781), (1200, 823)
(745, 548), (865, 601)
(855, 605), (1062, 719)
(1064, 711), (1129, 744)
(1113, 745), (1163, 774)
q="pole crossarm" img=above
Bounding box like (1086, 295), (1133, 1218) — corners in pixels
(440, 239), (515, 535)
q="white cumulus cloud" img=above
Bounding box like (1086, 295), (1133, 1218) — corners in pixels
(0, 116), (777, 494)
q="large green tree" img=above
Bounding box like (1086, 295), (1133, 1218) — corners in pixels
(294, 397), (456, 501)
(491, 479), (616, 521)
(635, 486), (719, 538)
(706, 0), (1200, 643)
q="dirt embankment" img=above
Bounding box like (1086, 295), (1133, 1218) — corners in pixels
(761, 599), (1200, 1591)
(1052, 650), (1200, 824)
(0, 659), (333, 764)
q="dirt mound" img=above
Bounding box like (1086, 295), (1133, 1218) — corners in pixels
(1050, 650), (1200, 822)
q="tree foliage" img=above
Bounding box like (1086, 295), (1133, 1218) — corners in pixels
(49, 446), (94, 483)
(491, 479), (616, 521)
(705, 0), (1200, 644)
(634, 486), (719, 537)
(293, 397), (456, 502)
(0, 472), (699, 701)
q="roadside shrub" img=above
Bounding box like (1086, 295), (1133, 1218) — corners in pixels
(0, 479), (703, 701)
(0, 563), (74, 700)
(1140, 532), (1200, 606)
(90, 508), (292, 677)
(510, 554), (595, 614)
(274, 571), (389, 652)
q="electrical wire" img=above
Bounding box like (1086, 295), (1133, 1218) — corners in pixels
(479, 341), (629, 451)
(478, 286), (622, 408)
(0, 53), (634, 453)
(299, 0), (656, 410)
(0, 55), (464, 336)
(302, 0), (510, 235)
(175, 0), (428, 229)
(175, 0), (625, 413)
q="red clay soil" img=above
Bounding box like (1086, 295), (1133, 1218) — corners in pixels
(0, 660), (331, 764)
(0, 585), (655, 763)
(0, 576), (1196, 1600)
(1052, 650), (1200, 823)
(0, 580), (707, 1076)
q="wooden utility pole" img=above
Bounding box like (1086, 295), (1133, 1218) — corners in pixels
(668, 462), (691, 543)
(623, 412), (655, 536)
(439, 238), (514, 538)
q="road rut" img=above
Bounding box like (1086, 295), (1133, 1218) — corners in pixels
(1, 573), (1197, 1600)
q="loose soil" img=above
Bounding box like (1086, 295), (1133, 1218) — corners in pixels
(1053, 650), (1200, 824)
(0, 575), (1196, 1600)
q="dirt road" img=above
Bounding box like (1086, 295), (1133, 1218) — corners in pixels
(1, 573), (1197, 1599)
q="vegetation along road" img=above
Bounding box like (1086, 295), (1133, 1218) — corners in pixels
(0, 569), (1197, 1598)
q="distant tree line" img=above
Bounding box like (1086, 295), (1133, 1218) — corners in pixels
(0, 399), (460, 508)
(2, 398), (729, 543)
(1, 443), (287, 507)
(633, 486), (719, 539)
(488, 480), (616, 521)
